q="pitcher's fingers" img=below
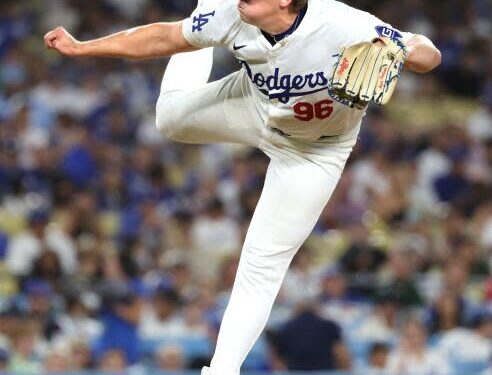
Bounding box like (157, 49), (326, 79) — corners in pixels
(43, 32), (52, 48)
(44, 31), (58, 48)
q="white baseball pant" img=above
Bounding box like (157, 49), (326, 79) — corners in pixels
(156, 49), (359, 375)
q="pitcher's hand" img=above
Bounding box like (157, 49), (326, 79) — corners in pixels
(44, 26), (82, 57)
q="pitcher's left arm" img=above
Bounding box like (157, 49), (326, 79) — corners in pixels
(404, 34), (442, 73)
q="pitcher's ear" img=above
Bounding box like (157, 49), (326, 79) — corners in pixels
(279, 0), (292, 10)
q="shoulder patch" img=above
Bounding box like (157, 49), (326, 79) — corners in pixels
(192, 11), (216, 32)
(375, 25), (402, 41)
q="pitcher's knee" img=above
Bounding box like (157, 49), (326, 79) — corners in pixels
(155, 93), (182, 141)
(239, 247), (294, 292)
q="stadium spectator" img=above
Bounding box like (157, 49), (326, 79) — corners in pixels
(318, 265), (369, 330)
(190, 197), (241, 254)
(69, 340), (93, 371)
(279, 248), (320, 307)
(0, 347), (9, 372)
(349, 148), (392, 209)
(5, 209), (77, 277)
(338, 225), (386, 297)
(7, 323), (43, 374)
(93, 282), (143, 365)
(433, 150), (472, 205)
(43, 348), (71, 373)
(30, 250), (63, 285)
(378, 246), (423, 307)
(414, 130), (452, 209)
(52, 295), (102, 346)
(468, 95), (492, 142)
(427, 290), (466, 335)
(98, 349), (128, 372)
(140, 283), (183, 338)
(386, 319), (451, 375)
(364, 342), (390, 375)
(168, 262), (196, 301)
(269, 303), (351, 371)
(436, 311), (492, 373)
(23, 279), (60, 341)
(352, 293), (401, 344)
(154, 344), (186, 371)
(181, 299), (211, 337)
(216, 255), (240, 296)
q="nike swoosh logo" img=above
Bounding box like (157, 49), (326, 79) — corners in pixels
(233, 43), (247, 51)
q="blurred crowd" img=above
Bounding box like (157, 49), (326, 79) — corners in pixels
(0, 0), (491, 374)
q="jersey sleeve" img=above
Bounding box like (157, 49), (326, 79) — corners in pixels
(182, 0), (239, 48)
(337, 3), (414, 46)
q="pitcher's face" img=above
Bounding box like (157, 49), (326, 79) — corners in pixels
(237, 0), (285, 25)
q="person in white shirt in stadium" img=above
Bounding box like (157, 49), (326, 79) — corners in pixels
(386, 319), (450, 375)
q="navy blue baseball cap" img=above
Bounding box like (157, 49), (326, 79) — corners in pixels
(28, 209), (50, 224)
(24, 279), (53, 297)
(470, 310), (492, 328)
(0, 347), (9, 363)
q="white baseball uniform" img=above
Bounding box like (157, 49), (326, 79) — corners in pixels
(156, 0), (413, 374)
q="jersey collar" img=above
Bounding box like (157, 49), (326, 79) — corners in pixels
(261, 4), (308, 46)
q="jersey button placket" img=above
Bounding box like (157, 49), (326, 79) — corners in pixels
(266, 51), (277, 128)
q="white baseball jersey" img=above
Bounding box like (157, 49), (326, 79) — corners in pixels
(182, 0), (413, 141)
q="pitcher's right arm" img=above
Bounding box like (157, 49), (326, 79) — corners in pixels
(44, 22), (196, 60)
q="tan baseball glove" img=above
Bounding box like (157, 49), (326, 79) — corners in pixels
(331, 36), (407, 107)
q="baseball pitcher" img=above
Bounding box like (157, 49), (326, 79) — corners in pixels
(44, 0), (441, 374)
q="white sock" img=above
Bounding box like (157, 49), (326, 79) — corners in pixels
(160, 47), (214, 93)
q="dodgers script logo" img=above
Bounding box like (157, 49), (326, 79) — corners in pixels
(241, 61), (330, 104)
(192, 11), (216, 32)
